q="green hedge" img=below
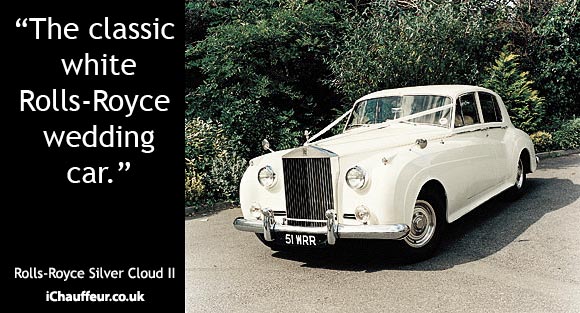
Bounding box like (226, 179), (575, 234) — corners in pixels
(185, 118), (247, 207)
(530, 118), (579, 153)
(553, 118), (580, 150)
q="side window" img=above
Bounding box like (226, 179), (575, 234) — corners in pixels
(479, 92), (502, 123)
(454, 93), (480, 128)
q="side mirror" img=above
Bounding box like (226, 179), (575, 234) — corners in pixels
(262, 139), (273, 153)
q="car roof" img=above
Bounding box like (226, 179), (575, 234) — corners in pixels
(355, 85), (495, 103)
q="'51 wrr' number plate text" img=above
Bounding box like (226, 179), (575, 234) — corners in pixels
(284, 234), (317, 246)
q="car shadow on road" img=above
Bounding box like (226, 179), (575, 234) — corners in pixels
(271, 177), (579, 272)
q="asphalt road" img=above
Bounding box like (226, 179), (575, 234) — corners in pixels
(186, 154), (580, 313)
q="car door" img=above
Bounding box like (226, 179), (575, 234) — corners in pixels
(444, 92), (498, 215)
(477, 91), (509, 184)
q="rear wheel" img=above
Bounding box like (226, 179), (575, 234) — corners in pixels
(400, 190), (445, 262)
(506, 156), (527, 200)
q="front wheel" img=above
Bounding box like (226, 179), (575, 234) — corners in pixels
(400, 191), (445, 262)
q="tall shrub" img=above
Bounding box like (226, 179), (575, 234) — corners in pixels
(482, 49), (544, 134)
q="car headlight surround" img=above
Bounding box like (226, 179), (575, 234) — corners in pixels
(345, 165), (368, 190)
(257, 165), (276, 189)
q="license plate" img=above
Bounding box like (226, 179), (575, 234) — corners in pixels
(277, 233), (326, 246)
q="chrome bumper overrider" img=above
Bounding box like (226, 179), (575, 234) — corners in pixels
(233, 208), (410, 245)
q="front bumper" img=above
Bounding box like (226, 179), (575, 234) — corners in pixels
(233, 209), (410, 245)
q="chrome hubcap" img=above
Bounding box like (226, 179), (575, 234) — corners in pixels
(404, 200), (436, 248)
(515, 159), (524, 189)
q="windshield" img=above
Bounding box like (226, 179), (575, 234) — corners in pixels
(345, 95), (453, 130)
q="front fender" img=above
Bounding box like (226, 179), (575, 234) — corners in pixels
(338, 145), (433, 227)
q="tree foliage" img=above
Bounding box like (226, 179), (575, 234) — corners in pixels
(482, 48), (544, 133)
(327, 0), (507, 102)
(186, 0), (344, 157)
(531, 1), (580, 122)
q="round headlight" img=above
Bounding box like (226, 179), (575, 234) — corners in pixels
(257, 165), (276, 189)
(346, 166), (367, 189)
(355, 205), (370, 224)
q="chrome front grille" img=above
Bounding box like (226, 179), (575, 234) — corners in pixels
(282, 157), (334, 227)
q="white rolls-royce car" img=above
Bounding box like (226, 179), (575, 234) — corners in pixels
(234, 85), (537, 260)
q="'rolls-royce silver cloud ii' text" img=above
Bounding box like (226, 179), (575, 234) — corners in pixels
(233, 85), (538, 260)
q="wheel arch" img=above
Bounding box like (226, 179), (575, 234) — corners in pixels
(520, 148), (532, 174)
(405, 178), (448, 226)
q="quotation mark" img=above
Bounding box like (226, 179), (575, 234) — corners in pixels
(106, 162), (131, 183)
(118, 162), (131, 172)
(16, 18), (28, 28)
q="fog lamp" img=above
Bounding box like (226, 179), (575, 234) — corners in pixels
(355, 205), (370, 224)
(250, 203), (262, 220)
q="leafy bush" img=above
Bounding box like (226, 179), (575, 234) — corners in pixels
(186, 0), (344, 158)
(185, 166), (205, 205)
(530, 131), (553, 153)
(482, 48), (544, 134)
(185, 117), (229, 173)
(327, 0), (506, 101)
(552, 118), (580, 150)
(208, 152), (247, 201)
(185, 118), (247, 207)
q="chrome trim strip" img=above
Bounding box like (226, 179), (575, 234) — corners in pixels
(286, 217), (326, 223)
(453, 128), (486, 135)
(337, 224), (410, 240)
(275, 225), (327, 235)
